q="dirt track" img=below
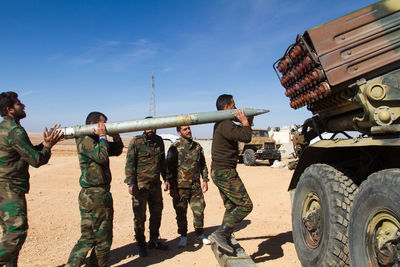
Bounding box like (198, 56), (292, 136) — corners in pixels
(17, 136), (300, 266)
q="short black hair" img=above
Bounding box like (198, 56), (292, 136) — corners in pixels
(0, 91), (19, 117)
(176, 126), (181, 132)
(216, 94), (233, 110)
(86, 112), (107, 125)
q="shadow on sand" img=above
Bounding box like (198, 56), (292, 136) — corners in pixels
(108, 220), (252, 266)
(238, 160), (275, 167)
(236, 231), (293, 263)
(107, 233), (204, 267)
(56, 220), (253, 266)
(108, 228), (216, 266)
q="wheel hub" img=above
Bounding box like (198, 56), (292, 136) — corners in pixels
(367, 212), (400, 266)
(302, 193), (322, 249)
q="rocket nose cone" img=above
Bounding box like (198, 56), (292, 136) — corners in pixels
(244, 108), (270, 116)
(256, 109), (270, 114)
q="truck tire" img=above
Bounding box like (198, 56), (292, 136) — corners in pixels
(269, 159), (275, 166)
(349, 169), (400, 267)
(292, 164), (356, 267)
(243, 149), (256, 166)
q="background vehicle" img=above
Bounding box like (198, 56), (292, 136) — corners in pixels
(273, 1), (400, 266)
(238, 129), (281, 166)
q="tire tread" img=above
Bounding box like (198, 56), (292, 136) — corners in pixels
(294, 163), (357, 267)
(349, 168), (400, 267)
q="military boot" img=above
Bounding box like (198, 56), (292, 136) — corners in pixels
(208, 222), (234, 253)
(4, 262), (16, 267)
(148, 238), (169, 250)
(137, 241), (148, 257)
(4, 254), (18, 267)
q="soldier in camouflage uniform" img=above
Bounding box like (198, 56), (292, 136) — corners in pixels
(208, 94), (253, 254)
(166, 125), (211, 247)
(125, 123), (168, 257)
(0, 91), (63, 266)
(66, 112), (123, 267)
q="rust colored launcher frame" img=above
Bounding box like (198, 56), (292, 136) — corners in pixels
(273, 35), (331, 110)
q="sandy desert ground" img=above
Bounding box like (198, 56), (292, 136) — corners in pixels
(15, 134), (300, 267)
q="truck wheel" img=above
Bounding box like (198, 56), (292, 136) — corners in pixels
(243, 149), (256, 166)
(292, 164), (356, 267)
(349, 169), (400, 267)
(268, 159), (275, 166)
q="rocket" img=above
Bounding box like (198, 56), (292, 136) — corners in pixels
(59, 108), (269, 139)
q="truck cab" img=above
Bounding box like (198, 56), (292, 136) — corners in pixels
(238, 129), (281, 166)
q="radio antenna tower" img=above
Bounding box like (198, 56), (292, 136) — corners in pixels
(149, 71), (156, 116)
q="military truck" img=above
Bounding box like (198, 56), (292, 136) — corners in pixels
(273, 1), (400, 266)
(238, 129), (281, 166)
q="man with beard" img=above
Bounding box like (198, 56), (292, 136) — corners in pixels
(166, 125), (211, 248)
(208, 94), (253, 254)
(125, 119), (168, 257)
(0, 91), (63, 266)
(66, 112), (124, 267)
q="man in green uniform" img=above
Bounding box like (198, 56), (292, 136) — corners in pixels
(166, 125), (211, 247)
(66, 112), (123, 267)
(125, 123), (169, 257)
(0, 91), (63, 266)
(208, 94), (253, 254)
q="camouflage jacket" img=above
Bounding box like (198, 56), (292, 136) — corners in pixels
(76, 135), (124, 190)
(0, 116), (51, 193)
(125, 133), (166, 189)
(166, 138), (208, 189)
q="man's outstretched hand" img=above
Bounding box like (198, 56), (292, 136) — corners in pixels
(43, 124), (64, 149)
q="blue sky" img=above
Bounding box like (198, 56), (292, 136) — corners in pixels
(0, 0), (377, 138)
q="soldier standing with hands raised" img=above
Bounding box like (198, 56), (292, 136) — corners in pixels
(0, 91), (63, 266)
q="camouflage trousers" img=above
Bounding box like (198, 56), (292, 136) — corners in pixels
(132, 182), (163, 244)
(66, 187), (113, 267)
(211, 169), (253, 228)
(0, 184), (27, 265)
(172, 184), (206, 236)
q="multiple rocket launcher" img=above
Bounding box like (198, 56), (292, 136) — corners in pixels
(274, 0), (400, 115)
(274, 37), (332, 110)
(59, 108), (269, 139)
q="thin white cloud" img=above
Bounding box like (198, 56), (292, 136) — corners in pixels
(126, 48), (157, 58)
(70, 58), (94, 65)
(87, 39), (121, 53)
(20, 90), (33, 96)
(128, 39), (149, 46)
(47, 53), (63, 62)
(66, 38), (161, 70)
(162, 65), (175, 72)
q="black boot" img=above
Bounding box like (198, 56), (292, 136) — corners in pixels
(4, 262), (16, 267)
(208, 222), (234, 253)
(148, 238), (169, 250)
(5, 254), (18, 267)
(137, 242), (148, 257)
